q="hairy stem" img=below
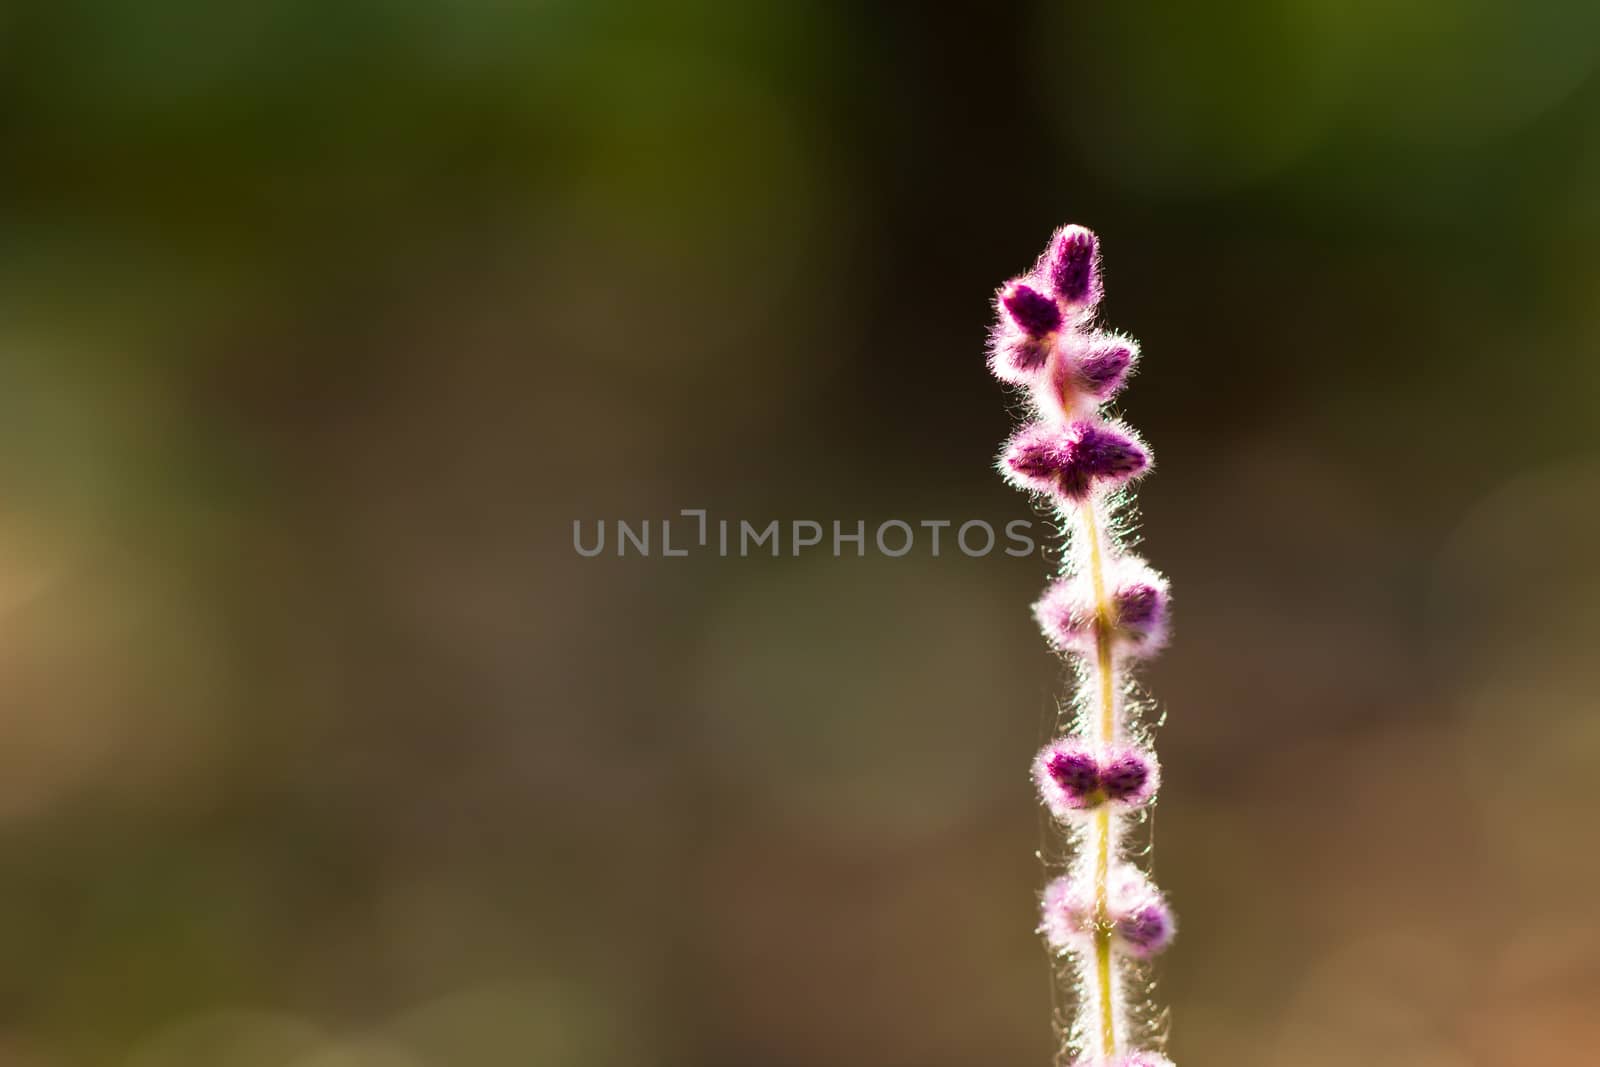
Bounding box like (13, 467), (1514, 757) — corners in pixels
(1092, 809), (1115, 1057)
(1082, 497), (1119, 1059)
(1081, 500), (1118, 740)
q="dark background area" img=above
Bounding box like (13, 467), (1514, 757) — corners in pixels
(1, 2), (1598, 1065)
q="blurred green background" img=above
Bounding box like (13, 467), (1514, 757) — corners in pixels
(3, 1), (1599, 1064)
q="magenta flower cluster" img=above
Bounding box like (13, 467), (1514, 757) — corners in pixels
(989, 226), (1176, 1067)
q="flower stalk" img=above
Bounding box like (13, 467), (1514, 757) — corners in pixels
(989, 226), (1175, 1067)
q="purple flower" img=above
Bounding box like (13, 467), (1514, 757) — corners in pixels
(988, 328), (1054, 383)
(1038, 874), (1088, 950)
(1115, 582), (1162, 631)
(1026, 333), (1138, 423)
(1001, 280), (1063, 337)
(1034, 740), (1161, 819)
(1040, 866), (1175, 959)
(1106, 558), (1171, 656)
(1071, 421), (1150, 483)
(1118, 901), (1176, 959)
(1034, 739), (1102, 813)
(988, 282), (1066, 385)
(1099, 749), (1159, 806)
(1031, 557), (1169, 658)
(1073, 335), (1138, 400)
(1045, 225), (1102, 308)
(1000, 420), (1150, 502)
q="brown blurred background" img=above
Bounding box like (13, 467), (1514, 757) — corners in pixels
(2, 2), (1599, 1065)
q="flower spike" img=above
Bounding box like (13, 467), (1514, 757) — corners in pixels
(989, 225), (1178, 1064)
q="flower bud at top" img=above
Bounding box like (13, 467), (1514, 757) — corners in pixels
(1001, 280), (1063, 338)
(1000, 421), (1150, 503)
(1046, 225), (1102, 308)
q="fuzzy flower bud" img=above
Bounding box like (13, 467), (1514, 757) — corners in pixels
(1074, 1056), (1176, 1067)
(1118, 900), (1177, 958)
(1033, 739), (1160, 818)
(1073, 335), (1138, 400)
(989, 331), (1053, 382)
(1046, 224), (1102, 309)
(1002, 281), (1063, 337)
(1034, 738), (1101, 812)
(1099, 750), (1159, 805)
(1025, 333), (1139, 423)
(1040, 866), (1176, 959)
(1032, 557), (1170, 658)
(988, 281), (1064, 384)
(1000, 420), (1149, 503)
